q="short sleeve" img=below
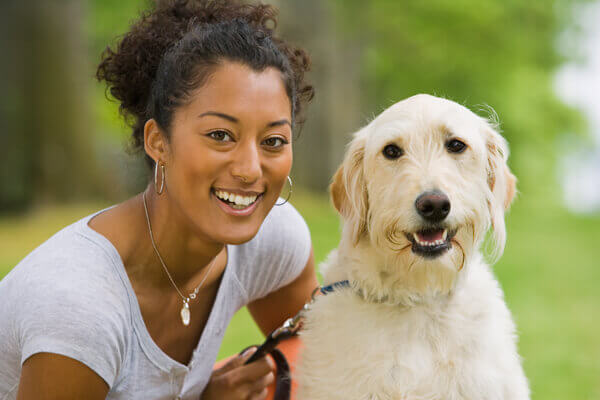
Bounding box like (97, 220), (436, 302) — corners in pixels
(234, 201), (312, 302)
(14, 254), (128, 388)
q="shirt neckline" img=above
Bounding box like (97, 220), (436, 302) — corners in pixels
(77, 207), (231, 375)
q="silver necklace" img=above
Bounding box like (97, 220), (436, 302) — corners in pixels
(142, 192), (218, 326)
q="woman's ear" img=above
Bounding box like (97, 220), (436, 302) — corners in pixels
(484, 121), (517, 258)
(144, 119), (169, 164)
(330, 131), (369, 245)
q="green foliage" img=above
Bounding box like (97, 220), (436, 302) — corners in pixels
(333, 0), (591, 192)
(87, 0), (150, 57)
(85, 0), (594, 196)
(86, 0), (152, 143)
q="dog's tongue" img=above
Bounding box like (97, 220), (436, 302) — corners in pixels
(416, 229), (444, 242)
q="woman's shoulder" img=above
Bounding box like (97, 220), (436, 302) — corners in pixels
(0, 207), (129, 310)
(230, 201), (312, 301)
(252, 201), (310, 247)
(0, 209), (131, 390)
(232, 201), (311, 262)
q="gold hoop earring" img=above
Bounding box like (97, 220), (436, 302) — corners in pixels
(155, 162), (166, 195)
(275, 176), (293, 206)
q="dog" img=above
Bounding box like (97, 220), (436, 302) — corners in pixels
(297, 94), (529, 400)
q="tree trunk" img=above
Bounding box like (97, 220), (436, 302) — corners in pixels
(277, 0), (364, 191)
(0, 0), (102, 213)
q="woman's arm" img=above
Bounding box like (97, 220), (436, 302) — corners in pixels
(247, 247), (318, 336)
(17, 353), (109, 400)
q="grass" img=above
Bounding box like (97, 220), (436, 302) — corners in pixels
(497, 195), (600, 400)
(1, 189), (598, 399)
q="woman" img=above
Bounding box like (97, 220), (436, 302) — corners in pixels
(0, 1), (318, 399)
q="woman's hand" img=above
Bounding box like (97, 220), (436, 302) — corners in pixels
(201, 347), (275, 400)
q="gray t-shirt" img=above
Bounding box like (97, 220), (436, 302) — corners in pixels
(0, 202), (311, 400)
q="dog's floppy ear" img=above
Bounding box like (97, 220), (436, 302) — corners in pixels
(484, 121), (517, 259)
(330, 132), (369, 245)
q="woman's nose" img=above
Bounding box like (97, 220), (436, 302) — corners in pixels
(231, 142), (262, 183)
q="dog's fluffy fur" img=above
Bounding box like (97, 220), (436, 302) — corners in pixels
(298, 94), (529, 400)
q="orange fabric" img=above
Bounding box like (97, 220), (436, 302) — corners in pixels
(213, 336), (303, 399)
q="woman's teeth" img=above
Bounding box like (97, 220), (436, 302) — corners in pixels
(214, 190), (258, 209)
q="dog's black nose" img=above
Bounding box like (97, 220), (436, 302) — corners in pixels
(415, 190), (451, 222)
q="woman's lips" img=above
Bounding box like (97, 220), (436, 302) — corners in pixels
(212, 191), (262, 217)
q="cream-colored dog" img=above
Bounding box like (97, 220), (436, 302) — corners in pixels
(298, 94), (529, 400)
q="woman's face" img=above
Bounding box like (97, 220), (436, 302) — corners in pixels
(157, 61), (293, 245)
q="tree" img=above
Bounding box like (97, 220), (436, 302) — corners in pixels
(0, 0), (103, 212)
(332, 0), (592, 195)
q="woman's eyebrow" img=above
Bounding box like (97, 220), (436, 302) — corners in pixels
(199, 111), (238, 123)
(198, 112), (290, 128)
(267, 119), (292, 128)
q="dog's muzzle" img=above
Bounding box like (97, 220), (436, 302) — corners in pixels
(415, 190), (450, 223)
(404, 190), (456, 258)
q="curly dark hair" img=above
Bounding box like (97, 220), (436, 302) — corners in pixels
(96, 0), (314, 168)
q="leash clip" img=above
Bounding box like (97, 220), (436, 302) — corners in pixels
(272, 306), (306, 339)
(272, 281), (351, 340)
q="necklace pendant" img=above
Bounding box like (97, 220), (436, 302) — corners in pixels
(180, 301), (191, 326)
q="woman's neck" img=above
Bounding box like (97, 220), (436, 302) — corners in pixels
(139, 188), (225, 287)
(88, 187), (226, 293)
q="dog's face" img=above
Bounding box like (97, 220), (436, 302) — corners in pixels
(332, 94), (516, 300)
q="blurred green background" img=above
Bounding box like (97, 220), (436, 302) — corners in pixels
(1, 0), (599, 399)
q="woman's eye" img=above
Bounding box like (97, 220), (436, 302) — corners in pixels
(446, 139), (467, 153)
(382, 144), (404, 160)
(263, 137), (288, 148)
(207, 130), (232, 142)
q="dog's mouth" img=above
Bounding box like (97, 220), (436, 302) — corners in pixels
(405, 227), (457, 258)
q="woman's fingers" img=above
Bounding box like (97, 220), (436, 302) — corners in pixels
(248, 388), (269, 400)
(213, 347), (257, 377)
(241, 358), (275, 400)
(247, 371), (275, 393)
(219, 350), (274, 386)
(234, 354), (275, 384)
(202, 350), (275, 400)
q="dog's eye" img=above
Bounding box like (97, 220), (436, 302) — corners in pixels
(382, 144), (404, 160)
(446, 139), (467, 154)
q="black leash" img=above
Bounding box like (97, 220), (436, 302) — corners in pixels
(242, 281), (350, 400)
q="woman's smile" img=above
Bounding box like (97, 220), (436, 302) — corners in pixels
(212, 188), (264, 216)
